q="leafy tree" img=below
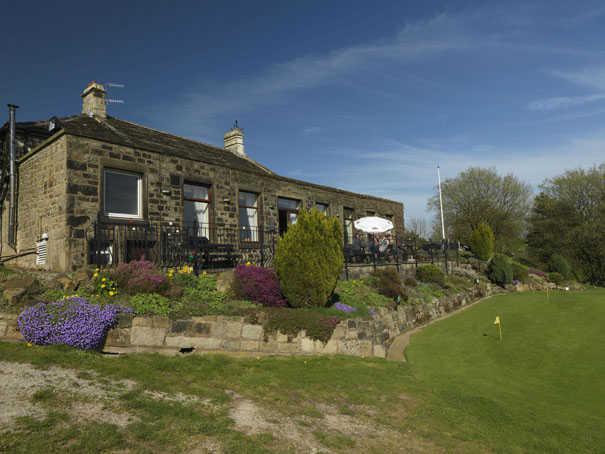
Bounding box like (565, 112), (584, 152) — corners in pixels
(274, 208), (343, 308)
(470, 223), (495, 261)
(527, 165), (605, 285)
(428, 167), (532, 253)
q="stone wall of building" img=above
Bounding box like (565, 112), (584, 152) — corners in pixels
(0, 284), (494, 359)
(1, 136), (69, 270)
(64, 135), (404, 271)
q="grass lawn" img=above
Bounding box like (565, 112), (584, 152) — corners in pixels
(1, 289), (604, 453)
(405, 288), (605, 453)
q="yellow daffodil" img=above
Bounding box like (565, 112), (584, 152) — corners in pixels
(101, 277), (107, 282)
(93, 272), (99, 278)
(109, 291), (115, 297)
(101, 284), (106, 288)
(26, 342), (33, 348)
(245, 261), (252, 266)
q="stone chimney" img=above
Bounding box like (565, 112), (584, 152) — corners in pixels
(81, 81), (107, 118)
(223, 122), (245, 156)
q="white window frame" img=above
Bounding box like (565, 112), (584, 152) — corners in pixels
(103, 168), (143, 219)
(238, 190), (259, 242)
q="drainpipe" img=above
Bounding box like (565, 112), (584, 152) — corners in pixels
(7, 104), (18, 248)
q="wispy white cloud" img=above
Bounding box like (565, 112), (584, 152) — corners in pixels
(156, 7), (603, 135)
(160, 13), (477, 131)
(550, 65), (605, 91)
(527, 93), (605, 111)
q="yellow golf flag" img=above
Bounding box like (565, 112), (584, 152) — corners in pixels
(494, 315), (503, 342)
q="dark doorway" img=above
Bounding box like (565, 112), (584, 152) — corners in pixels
(277, 197), (300, 235)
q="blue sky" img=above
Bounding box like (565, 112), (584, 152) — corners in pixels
(2, 1), (605, 223)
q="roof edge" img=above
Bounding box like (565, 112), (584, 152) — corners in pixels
(17, 122), (403, 207)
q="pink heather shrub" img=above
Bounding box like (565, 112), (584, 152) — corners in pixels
(111, 259), (168, 294)
(233, 265), (287, 307)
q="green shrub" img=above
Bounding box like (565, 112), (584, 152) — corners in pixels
(172, 272), (199, 289)
(548, 272), (565, 285)
(548, 254), (572, 280)
(511, 261), (529, 283)
(335, 279), (395, 315)
(470, 223), (495, 261)
(41, 289), (65, 302)
(0, 265), (17, 280)
(274, 208), (343, 308)
(181, 273), (226, 310)
(369, 269), (404, 299)
(130, 293), (171, 316)
(487, 254), (513, 286)
(408, 283), (445, 304)
(171, 299), (257, 319)
(416, 265), (446, 287)
(261, 308), (340, 342)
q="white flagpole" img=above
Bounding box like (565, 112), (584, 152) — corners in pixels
(437, 165), (446, 242)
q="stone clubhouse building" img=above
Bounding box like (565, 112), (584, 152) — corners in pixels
(0, 82), (404, 272)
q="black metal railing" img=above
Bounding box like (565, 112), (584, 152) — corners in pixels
(88, 220), (277, 271)
(343, 237), (464, 278)
(88, 218), (465, 277)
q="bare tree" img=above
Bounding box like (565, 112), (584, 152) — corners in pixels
(406, 217), (429, 239)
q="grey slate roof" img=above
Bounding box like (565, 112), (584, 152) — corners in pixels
(10, 114), (399, 204)
(58, 115), (272, 175)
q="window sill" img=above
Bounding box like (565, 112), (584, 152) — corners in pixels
(100, 214), (147, 225)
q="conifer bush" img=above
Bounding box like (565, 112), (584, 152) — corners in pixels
(274, 208), (344, 308)
(548, 254), (572, 280)
(511, 261), (529, 283)
(487, 253), (513, 286)
(548, 272), (565, 285)
(470, 223), (495, 261)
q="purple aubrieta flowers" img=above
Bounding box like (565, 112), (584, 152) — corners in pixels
(333, 302), (357, 313)
(18, 297), (132, 350)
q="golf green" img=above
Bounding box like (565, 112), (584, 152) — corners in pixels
(406, 289), (605, 452)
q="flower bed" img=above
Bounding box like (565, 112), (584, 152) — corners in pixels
(17, 297), (131, 350)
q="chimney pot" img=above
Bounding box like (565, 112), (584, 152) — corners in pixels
(81, 81), (107, 118)
(224, 124), (245, 156)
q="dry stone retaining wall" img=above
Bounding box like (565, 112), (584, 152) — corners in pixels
(0, 284), (495, 359)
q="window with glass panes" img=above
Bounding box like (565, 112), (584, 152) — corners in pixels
(343, 208), (354, 244)
(183, 182), (211, 239)
(239, 191), (259, 241)
(103, 169), (143, 219)
(315, 202), (329, 214)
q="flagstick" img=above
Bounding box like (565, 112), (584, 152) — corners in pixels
(498, 317), (503, 342)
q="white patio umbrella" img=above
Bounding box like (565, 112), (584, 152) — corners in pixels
(353, 216), (394, 234)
